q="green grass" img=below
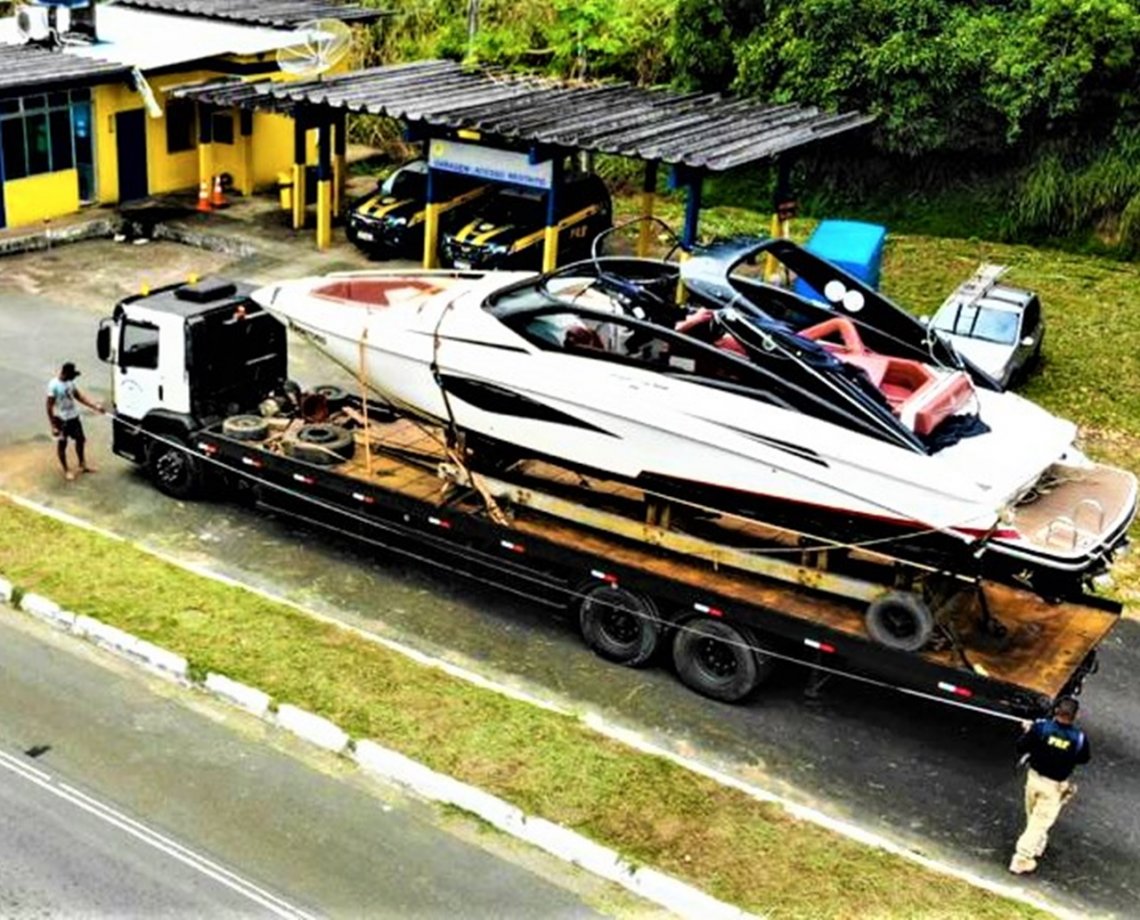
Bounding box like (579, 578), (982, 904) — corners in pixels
(0, 498), (1042, 920)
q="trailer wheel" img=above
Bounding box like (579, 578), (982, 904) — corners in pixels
(672, 619), (772, 703)
(222, 414), (269, 441)
(865, 592), (934, 652)
(578, 585), (661, 667)
(147, 434), (201, 500)
(286, 423), (355, 465)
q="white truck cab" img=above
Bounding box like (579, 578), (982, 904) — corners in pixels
(97, 277), (287, 490)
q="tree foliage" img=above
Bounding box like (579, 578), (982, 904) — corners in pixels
(358, 0), (1140, 248)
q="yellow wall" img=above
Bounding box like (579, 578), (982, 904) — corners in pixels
(2, 170), (81, 228)
(91, 65), (311, 204)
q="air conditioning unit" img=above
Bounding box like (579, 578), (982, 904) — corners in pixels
(15, 1), (97, 46)
(15, 5), (53, 43)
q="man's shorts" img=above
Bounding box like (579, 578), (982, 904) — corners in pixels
(57, 417), (85, 441)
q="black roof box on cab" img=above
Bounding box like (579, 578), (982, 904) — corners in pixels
(176, 277), (238, 303)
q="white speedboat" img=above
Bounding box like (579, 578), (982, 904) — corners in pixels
(253, 241), (1135, 598)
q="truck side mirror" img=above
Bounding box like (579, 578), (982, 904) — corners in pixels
(96, 320), (112, 363)
(918, 315), (931, 326)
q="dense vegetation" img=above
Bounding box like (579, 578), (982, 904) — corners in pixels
(359, 0), (1140, 254)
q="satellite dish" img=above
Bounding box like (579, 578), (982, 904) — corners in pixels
(276, 19), (353, 77)
(15, 6), (53, 43)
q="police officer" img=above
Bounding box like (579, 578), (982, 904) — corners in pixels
(1009, 697), (1090, 874)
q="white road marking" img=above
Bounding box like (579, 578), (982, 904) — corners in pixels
(0, 750), (317, 920)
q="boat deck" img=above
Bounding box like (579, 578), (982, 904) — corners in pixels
(1013, 463), (1136, 553)
(247, 413), (1116, 700)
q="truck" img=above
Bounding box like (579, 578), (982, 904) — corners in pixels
(96, 275), (1122, 721)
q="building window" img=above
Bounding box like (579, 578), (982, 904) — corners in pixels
(212, 112), (234, 145)
(165, 98), (196, 153)
(0, 92), (80, 179)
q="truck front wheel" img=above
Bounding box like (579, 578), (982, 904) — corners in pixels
(147, 434), (201, 500)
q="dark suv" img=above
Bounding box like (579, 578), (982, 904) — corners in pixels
(441, 173), (612, 271)
(347, 160), (488, 259)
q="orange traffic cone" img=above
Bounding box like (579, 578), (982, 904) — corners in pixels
(209, 174), (227, 208)
(196, 178), (212, 212)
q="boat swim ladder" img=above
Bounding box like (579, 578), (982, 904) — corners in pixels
(1042, 498), (1106, 550)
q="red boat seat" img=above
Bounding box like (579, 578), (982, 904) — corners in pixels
(798, 316), (974, 435)
(312, 277), (440, 307)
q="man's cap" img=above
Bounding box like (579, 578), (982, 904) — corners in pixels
(61, 361), (80, 378)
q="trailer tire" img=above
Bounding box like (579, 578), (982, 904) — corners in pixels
(222, 414), (270, 441)
(672, 619), (772, 703)
(146, 434), (201, 500)
(865, 592), (934, 652)
(313, 384), (349, 411)
(286, 423), (355, 465)
(578, 585), (661, 667)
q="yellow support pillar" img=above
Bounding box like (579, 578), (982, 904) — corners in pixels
(423, 202), (441, 268)
(637, 161), (658, 257)
(316, 179), (332, 250)
(315, 118), (332, 250)
(542, 225), (559, 273)
(291, 114), (307, 231)
(542, 157), (562, 273)
(422, 163), (440, 268)
(196, 102), (213, 201)
(333, 112), (347, 217)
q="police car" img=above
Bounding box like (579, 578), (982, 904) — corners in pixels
(346, 161), (488, 259)
(441, 173), (612, 271)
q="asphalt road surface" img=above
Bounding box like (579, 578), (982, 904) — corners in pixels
(0, 607), (619, 918)
(2, 281), (1138, 917)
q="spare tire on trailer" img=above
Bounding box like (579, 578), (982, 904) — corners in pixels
(284, 423), (355, 465)
(864, 592), (934, 652)
(578, 584), (661, 667)
(312, 384), (349, 412)
(222, 414), (270, 441)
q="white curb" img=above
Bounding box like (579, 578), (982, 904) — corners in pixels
(205, 672), (271, 718)
(353, 741), (526, 835)
(19, 592), (76, 630)
(516, 816), (628, 883)
(275, 704), (349, 753)
(132, 640), (189, 680)
(633, 868), (752, 920)
(0, 577), (12, 604)
(74, 615), (139, 657)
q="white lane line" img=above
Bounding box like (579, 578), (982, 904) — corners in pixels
(0, 750), (317, 920)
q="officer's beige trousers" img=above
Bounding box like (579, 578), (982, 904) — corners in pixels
(1012, 768), (1074, 869)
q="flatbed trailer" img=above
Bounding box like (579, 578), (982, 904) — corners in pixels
(98, 277), (1119, 721)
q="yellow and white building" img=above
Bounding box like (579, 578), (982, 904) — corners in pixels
(0, 0), (377, 230)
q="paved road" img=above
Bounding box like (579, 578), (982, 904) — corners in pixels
(3, 281), (1138, 916)
(0, 607), (619, 918)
